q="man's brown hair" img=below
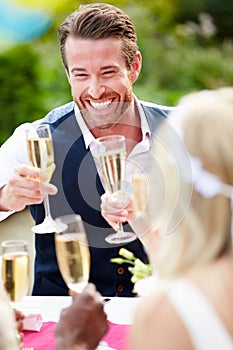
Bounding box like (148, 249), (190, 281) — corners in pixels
(58, 3), (138, 70)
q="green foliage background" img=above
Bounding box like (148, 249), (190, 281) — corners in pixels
(0, 0), (233, 144)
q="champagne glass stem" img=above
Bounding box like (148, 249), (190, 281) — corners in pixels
(43, 194), (51, 218)
(118, 222), (124, 234)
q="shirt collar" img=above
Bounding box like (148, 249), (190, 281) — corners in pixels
(74, 95), (151, 149)
(74, 104), (95, 149)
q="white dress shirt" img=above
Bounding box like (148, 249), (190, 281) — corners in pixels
(75, 96), (152, 188)
(0, 96), (151, 221)
(0, 122), (32, 221)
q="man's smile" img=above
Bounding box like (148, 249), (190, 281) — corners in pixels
(89, 99), (113, 110)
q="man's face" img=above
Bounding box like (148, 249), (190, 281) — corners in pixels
(65, 37), (141, 129)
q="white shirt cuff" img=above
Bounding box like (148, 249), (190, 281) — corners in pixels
(0, 210), (15, 222)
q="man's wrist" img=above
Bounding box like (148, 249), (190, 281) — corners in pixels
(0, 185), (11, 211)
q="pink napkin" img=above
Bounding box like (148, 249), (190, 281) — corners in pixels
(23, 322), (56, 350)
(103, 322), (130, 350)
(23, 314), (43, 332)
(23, 321), (130, 350)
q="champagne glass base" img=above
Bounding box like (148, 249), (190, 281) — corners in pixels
(31, 216), (59, 234)
(105, 231), (136, 244)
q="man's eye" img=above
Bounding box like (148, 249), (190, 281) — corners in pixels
(75, 73), (88, 78)
(103, 70), (115, 75)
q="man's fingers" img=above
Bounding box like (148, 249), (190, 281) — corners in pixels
(40, 182), (58, 195)
(15, 164), (45, 180)
(0, 164), (57, 211)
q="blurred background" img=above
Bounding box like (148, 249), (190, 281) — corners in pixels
(0, 0), (233, 292)
(0, 0), (233, 145)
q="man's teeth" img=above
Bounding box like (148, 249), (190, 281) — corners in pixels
(90, 100), (112, 110)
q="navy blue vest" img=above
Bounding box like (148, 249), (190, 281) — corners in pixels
(29, 101), (170, 296)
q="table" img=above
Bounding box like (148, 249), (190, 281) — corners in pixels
(16, 296), (141, 350)
(16, 296), (140, 324)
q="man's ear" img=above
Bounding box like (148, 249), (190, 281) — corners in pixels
(130, 51), (142, 83)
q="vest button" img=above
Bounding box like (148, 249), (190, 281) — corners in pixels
(117, 267), (124, 275)
(117, 285), (124, 293)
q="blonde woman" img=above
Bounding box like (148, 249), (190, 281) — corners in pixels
(128, 88), (233, 349)
(101, 87), (233, 349)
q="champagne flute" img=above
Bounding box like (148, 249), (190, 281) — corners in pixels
(26, 124), (57, 234)
(54, 214), (90, 294)
(96, 135), (136, 244)
(131, 167), (161, 266)
(129, 152), (152, 226)
(55, 216), (109, 350)
(129, 153), (154, 239)
(1, 240), (29, 348)
(1, 240), (29, 303)
(132, 173), (149, 218)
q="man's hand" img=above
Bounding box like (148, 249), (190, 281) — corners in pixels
(55, 284), (108, 350)
(100, 192), (134, 231)
(0, 165), (57, 212)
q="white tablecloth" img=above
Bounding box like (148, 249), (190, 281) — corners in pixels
(15, 295), (141, 325)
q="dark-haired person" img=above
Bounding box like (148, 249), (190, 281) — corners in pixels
(0, 281), (108, 350)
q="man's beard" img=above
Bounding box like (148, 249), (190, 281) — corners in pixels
(75, 91), (133, 130)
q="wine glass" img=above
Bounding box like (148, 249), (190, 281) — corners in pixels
(96, 135), (136, 244)
(26, 124), (57, 234)
(1, 240), (29, 303)
(54, 214), (90, 294)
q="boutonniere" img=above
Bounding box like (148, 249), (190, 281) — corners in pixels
(111, 248), (153, 285)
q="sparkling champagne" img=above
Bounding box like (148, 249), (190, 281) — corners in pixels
(2, 252), (29, 302)
(132, 173), (148, 216)
(27, 137), (54, 181)
(99, 149), (126, 193)
(96, 135), (136, 243)
(55, 233), (90, 294)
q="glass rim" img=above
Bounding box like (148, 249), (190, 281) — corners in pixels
(1, 240), (28, 248)
(35, 123), (51, 130)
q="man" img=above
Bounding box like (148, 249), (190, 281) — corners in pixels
(0, 3), (173, 296)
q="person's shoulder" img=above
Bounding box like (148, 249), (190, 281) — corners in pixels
(135, 287), (171, 320)
(128, 286), (192, 350)
(139, 100), (176, 123)
(139, 99), (176, 116)
(41, 101), (75, 125)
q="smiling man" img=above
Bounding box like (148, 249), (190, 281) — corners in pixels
(0, 3), (173, 297)
(65, 37), (140, 137)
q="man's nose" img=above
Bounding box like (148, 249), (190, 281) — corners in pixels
(87, 77), (105, 99)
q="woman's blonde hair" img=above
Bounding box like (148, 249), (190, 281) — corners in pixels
(148, 87), (233, 278)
